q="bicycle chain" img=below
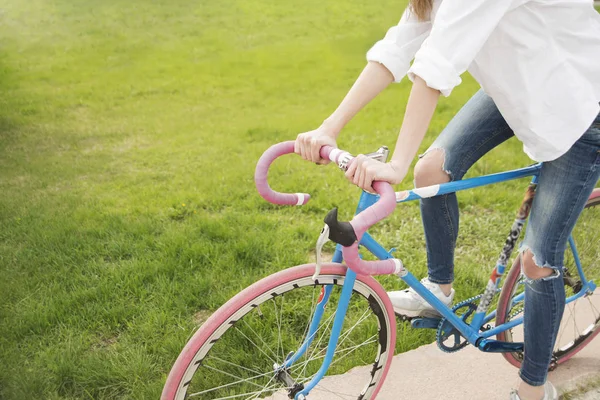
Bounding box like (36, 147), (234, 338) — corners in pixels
(509, 302), (524, 320)
(435, 294), (484, 353)
(504, 290), (524, 357)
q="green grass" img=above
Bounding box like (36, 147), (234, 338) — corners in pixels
(0, 1), (592, 399)
(562, 376), (600, 400)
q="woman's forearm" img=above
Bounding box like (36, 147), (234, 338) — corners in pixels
(322, 61), (395, 136)
(390, 76), (440, 176)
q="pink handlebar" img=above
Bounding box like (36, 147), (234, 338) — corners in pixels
(254, 141), (337, 206)
(255, 141), (400, 276)
(342, 180), (399, 276)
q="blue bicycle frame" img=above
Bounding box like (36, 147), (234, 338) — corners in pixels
(282, 163), (596, 400)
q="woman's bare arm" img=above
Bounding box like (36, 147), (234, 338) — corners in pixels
(346, 75), (440, 191)
(295, 61), (394, 163)
(389, 75), (440, 178)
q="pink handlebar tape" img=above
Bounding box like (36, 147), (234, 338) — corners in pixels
(255, 141), (401, 276)
(254, 141), (311, 206)
(254, 141), (338, 206)
(342, 181), (400, 276)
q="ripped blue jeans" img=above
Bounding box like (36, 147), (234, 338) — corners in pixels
(421, 89), (600, 386)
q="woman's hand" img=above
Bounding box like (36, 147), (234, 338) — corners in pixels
(345, 156), (408, 193)
(294, 125), (338, 165)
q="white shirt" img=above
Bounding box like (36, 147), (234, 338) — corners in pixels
(367, 0), (600, 162)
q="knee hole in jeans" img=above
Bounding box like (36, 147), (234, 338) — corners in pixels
(520, 250), (559, 281)
(414, 149), (451, 188)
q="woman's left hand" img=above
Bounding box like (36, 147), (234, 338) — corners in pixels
(345, 155), (407, 193)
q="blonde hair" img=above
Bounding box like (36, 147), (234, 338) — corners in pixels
(409, 0), (433, 21)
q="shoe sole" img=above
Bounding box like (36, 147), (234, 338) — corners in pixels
(393, 307), (443, 319)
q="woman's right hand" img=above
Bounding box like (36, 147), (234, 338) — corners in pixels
(294, 125), (338, 165)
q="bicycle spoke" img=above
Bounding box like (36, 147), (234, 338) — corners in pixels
(328, 336), (378, 370)
(244, 373), (288, 400)
(587, 296), (599, 320)
(237, 321), (279, 363)
(207, 356), (264, 376)
(289, 337), (377, 377)
(306, 307), (372, 364)
(190, 387), (285, 400)
(279, 294), (286, 361)
(300, 310), (337, 378)
(303, 306), (338, 351)
(190, 366), (275, 397)
(556, 303), (575, 350)
(311, 385), (359, 400)
(299, 286), (318, 351)
(570, 302), (580, 338)
(272, 294), (283, 362)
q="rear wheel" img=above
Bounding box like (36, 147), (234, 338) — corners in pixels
(161, 263), (396, 400)
(496, 189), (600, 368)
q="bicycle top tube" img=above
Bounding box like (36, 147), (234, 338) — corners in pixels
(395, 163), (542, 203)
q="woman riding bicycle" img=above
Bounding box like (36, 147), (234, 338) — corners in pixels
(295, 1), (600, 399)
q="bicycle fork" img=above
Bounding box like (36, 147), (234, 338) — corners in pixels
(273, 245), (356, 400)
(275, 185), (393, 399)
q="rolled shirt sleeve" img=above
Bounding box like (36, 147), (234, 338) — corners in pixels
(407, 0), (515, 96)
(366, 7), (433, 83)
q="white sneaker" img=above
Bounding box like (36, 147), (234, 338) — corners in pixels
(509, 381), (558, 400)
(387, 277), (454, 318)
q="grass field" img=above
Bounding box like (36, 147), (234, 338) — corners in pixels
(0, 1), (595, 399)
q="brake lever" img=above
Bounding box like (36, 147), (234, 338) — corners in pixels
(313, 224), (330, 280)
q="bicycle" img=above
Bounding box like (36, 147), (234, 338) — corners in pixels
(161, 141), (600, 400)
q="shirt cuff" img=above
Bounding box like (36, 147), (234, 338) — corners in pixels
(407, 44), (462, 97)
(366, 42), (411, 83)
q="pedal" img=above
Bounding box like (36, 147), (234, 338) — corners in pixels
(395, 313), (414, 322)
(477, 339), (524, 353)
(411, 317), (442, 329)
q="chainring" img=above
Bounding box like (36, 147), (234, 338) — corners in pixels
(436, 298), (479, 353)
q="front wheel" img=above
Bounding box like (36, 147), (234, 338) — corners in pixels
(161, 263), (396, 400)
(496, 189), (600, 369)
